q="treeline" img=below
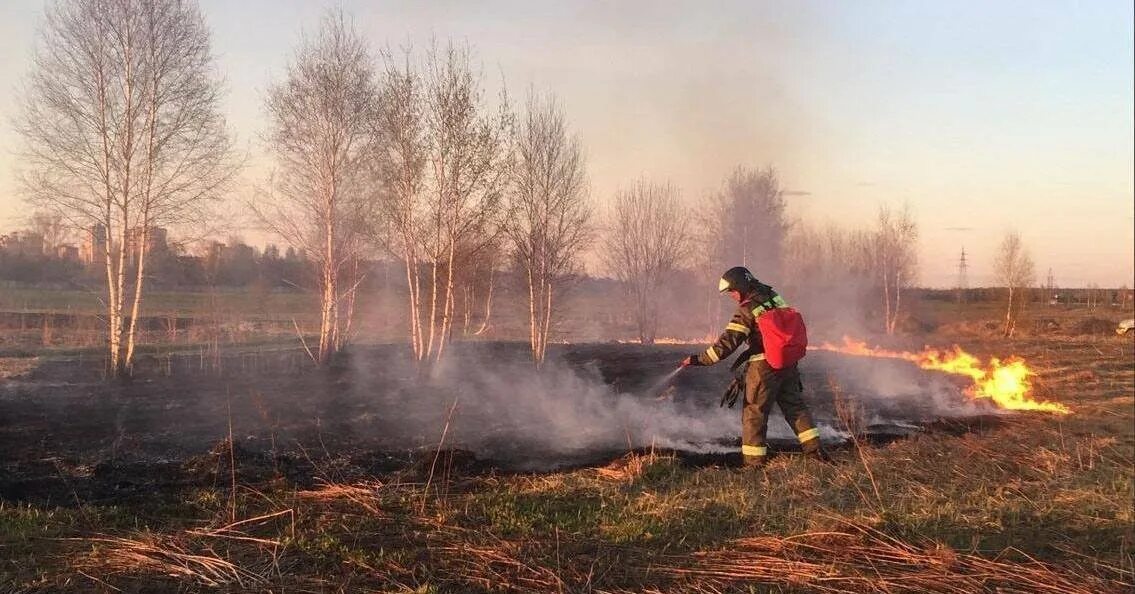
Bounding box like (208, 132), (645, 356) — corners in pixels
(0, 237), (310, 291)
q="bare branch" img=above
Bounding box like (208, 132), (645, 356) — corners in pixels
(16, 0), (234, 376)
(503, 89), (591, 365)
(602, 179), (689, 344)
(256, 8), (378, 364)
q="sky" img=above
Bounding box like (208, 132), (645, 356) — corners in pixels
(0, 0), (1131, 288)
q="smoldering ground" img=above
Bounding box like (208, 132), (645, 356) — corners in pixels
(0, 341), (1006, 505)
(344, 343), (1002, 470)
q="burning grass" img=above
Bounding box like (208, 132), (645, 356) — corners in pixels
(815, 336), (1071, 413)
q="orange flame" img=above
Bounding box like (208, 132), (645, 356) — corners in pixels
(813, 337), (1070, 414)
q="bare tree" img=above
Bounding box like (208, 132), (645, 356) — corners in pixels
(994, 231), (1035, 337)
(1086, 283), (1102, 309)
(420, 41), (511, 362)
(873, 204), (919, 335)
(504, 91), (591, 366)
(602, 179), (689, 344)
(17, 0), (233, 376)
(717, 166), (790, 277)
(372, 46), (429, 359)
(259, 9), (377, 364)
(779, 221), (877, 333)
(692, 166), (789, 336)
(691, 188), (732, 336)
(372, 41), (510, 365)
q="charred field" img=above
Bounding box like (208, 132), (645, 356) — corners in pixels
(0, 337), (1132, 592)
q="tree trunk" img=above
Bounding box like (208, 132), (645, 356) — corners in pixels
(104, 232), (121, 377)
(475, 264), (494, 335)
(319, 268), (336, 364)
(889, 270), (902, 335)
(404, 254), (423, 359)
(124, 229), (149, 370)
(527, 264), (538, 362)
(1004, 286), (1015, 337)
(425, 258), (439, 359)
(540, 283), (553, 365)
(881, 256), (892, 336)
(462, 283), (473, 336)
(435, 236), (457, 362)
(111, 216), (131, 376)
(341, 257), (359, 349)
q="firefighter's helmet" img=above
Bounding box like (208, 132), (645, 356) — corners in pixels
(718, 266), (758, 294)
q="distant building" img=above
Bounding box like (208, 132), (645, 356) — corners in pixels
(206, 240), (226, 261)
(56, 244), (79, 261)
(80, 224), (108, 265)
(0, 231), (45, 257)
(225, 241), (256, 263)
(126, 226), (169, 265)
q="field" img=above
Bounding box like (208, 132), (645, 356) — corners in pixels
(0, 321), (1132, 592)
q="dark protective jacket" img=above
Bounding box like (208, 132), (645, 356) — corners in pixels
(693, 282), (788, 367)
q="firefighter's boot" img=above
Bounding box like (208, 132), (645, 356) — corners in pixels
(799, 430), (833, 464)
(806, 448), (833, 464)
(741, 444), (767, 469)
(742, 454), (767, 469)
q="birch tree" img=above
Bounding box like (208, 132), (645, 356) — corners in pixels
(420, 41), (511, 363)
(994, 231), (1035, 337)
(504, 91), (591, 366)
(17, 0), (233, 377)
(372, 47), (429, 359)
(874, 204), (919, 335)
(372, 41), (510, 364)
(602, 180), (689, 344)
(260, 10), (377, 364)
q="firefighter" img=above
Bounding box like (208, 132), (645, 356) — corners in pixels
(681, 266), (830, 468)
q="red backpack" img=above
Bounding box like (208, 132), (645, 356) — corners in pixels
(753, 299), (808, 369)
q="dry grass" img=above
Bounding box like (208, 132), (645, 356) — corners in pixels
(75, 534), (268, 588)
(297, 480), (384, 516)
(651, 519), (1130, 594)
(594, 451), (665, 482)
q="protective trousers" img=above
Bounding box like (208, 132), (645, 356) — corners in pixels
(741, 359), (821, 465)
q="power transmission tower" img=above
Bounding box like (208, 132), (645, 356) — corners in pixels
(955, 246), (969, 303)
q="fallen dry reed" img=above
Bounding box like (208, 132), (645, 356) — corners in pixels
(648, 517), (1131, 594)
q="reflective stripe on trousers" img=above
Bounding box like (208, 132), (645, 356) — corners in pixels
(741, 444), (767, 457)
(797, 428), (821, 443)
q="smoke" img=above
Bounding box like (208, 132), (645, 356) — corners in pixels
(416, 353), (752, 469)
(4, 342), (995, 480)
(344, 343), (985, 471)
(804, 350), (999, 426)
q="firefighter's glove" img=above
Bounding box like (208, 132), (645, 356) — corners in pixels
(720, 378), (743, 408)
(680, 355), (700, 367)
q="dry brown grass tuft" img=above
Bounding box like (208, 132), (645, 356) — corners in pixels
(76, 534), (267, 588)
(595, 450), (666, 482)
(297, 479), (384, 515)
(433, 538), (564, 592)
(650, 518), (1132, 594)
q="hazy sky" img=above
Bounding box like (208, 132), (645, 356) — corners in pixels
(1, 0), (1132, 288)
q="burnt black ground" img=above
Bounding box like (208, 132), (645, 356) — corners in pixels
(0, 342), (1002, 506)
